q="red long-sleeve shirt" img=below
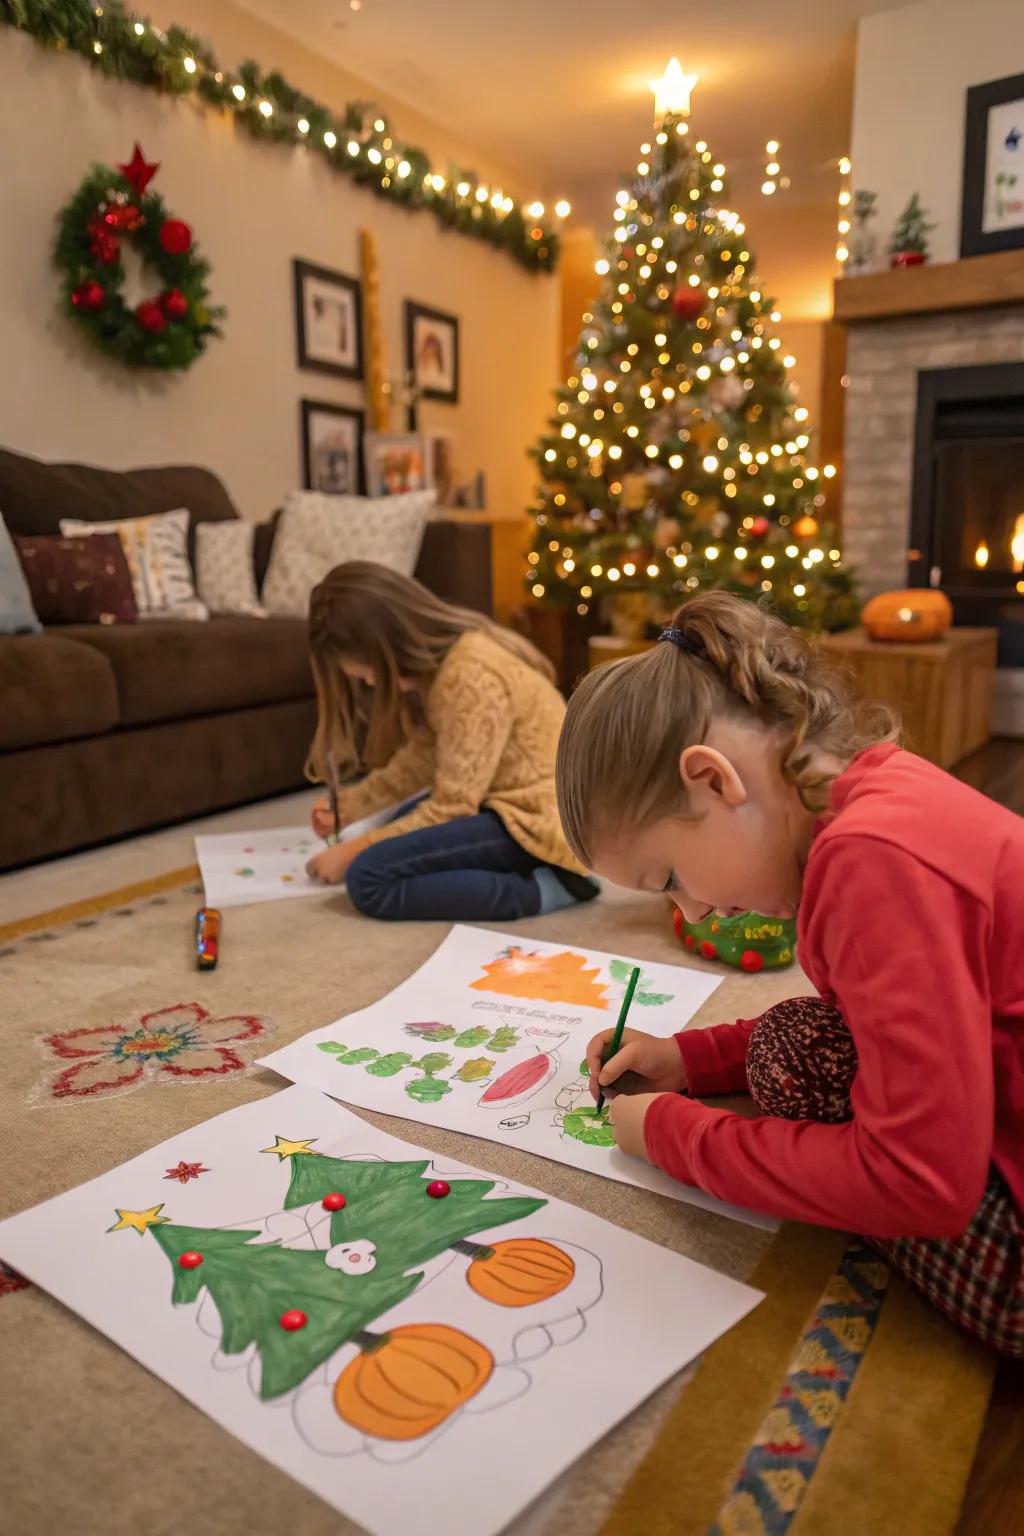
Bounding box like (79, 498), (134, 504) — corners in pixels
(644, 745), (1024, 1237)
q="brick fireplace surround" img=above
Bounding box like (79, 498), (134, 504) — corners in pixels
(835, 250), (1024, 734)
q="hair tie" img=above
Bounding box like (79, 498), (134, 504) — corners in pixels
(659, 626), (704, 657)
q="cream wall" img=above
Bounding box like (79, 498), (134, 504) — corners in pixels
(851, 0), (1024, 264)
(0, 9), (558, 520)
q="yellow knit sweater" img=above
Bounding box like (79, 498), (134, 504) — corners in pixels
(338, 630), (586, 875)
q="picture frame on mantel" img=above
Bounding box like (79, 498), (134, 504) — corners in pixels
(293, 259), (363, 379)
(960, 72), (1024, 258)
(301, 399), (365, 495)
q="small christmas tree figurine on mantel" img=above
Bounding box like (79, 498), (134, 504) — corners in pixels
(889, 193), (934, 268)
(524, 59), (857, 636)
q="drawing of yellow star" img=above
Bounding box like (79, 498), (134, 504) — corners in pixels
(260, 1135), (318, 1161)
(106, 1204), (170, 1236)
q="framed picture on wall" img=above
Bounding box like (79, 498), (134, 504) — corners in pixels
(364, 432), (429, 496)
(404, 301), (460, 403)
(960, 72), (1024, 257)
(301, 400), (365, 495)
(293, 259), (363, 378)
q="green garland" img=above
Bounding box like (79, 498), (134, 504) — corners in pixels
(54, 159), (223, 369)
(2, 0), (560, 273)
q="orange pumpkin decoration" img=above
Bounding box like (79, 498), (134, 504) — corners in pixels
(333, 1324), (493, 1441)
(861, 589), (952, 643)
(466, 1238), (576, 1307)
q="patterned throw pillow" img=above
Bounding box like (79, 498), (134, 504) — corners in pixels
(59, 508), (208, 622)
(195, 520), (267, 618)
(0, 514), (41, 634)
(262, 489), (434, 618)
(15, 533), (138, 625)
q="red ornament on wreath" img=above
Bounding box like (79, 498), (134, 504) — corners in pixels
(161, 288), (189, 320)
(671, 286), (705, 322)
(72, 280), (105, 313)
(55, 145), (224, 371)
(159, 219), (192, 256)
(136, 300), (167, 335)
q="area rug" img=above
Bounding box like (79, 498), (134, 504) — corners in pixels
(0, 871), (993, 1534)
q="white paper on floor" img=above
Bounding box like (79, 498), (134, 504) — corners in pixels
(260, 925), (776, 1230)
(195, 798), (422, 908)
(0, 1085), (762, 1536)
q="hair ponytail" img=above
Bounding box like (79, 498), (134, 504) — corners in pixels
(556, 593), (900, 866)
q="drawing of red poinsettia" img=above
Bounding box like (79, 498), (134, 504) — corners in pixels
(39, 1003), (274, 1102)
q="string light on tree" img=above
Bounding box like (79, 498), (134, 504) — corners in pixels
(523, 60), (856, 632)
(836, 156), (852, 263)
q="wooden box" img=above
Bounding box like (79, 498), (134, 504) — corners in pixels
(817, 626), (998, 768)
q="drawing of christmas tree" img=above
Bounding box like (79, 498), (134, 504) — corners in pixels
(145, 1144), (573, 1440)
(469, 947), (610, 1008)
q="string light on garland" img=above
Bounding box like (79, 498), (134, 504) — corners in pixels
(836, 156), (852, 263)
(761, 140), (781, 196)
(5, 0), (559, 272)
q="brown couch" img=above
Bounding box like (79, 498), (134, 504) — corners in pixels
(0, 446), (491, 871)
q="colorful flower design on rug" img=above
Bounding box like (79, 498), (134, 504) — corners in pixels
(39, 1003), (274, 1102)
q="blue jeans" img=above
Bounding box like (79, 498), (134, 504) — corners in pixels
(346, 811), (543, 922)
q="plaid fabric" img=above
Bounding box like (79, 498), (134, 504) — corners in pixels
(748, 997), (1024, 1358)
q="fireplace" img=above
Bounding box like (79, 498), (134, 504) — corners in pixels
(908, 361), (1024, 651)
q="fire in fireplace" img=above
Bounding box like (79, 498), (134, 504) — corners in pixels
(908, 361), (1024, 637)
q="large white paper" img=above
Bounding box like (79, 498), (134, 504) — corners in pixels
(0, 1085), (761, 1536)
(196, 798), (423, 908)
(260, 925), (775, 1230)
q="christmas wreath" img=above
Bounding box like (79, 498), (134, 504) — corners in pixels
(54, 144), (224, 370)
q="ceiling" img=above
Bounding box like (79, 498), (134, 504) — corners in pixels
(234, 0), (910, 319)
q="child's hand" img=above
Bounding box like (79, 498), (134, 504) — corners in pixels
(585, 1028), (687, 1101)
(607, 1092), (663, 1160)
(306, 840), (363, 886)
(310, 796), (335, 839)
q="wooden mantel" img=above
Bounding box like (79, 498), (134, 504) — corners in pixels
(833, 248), (1024, 324)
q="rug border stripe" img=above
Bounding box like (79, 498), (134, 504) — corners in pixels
(0, 865), (200, 945)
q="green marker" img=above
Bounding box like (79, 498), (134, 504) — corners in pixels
(595, 963), (641, 1115)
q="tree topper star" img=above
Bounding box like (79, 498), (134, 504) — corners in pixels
(260, 1135), (318, 1161)
(118, 143), (160, 198)
(107, 1204), (170, 1236)
(649, 58), (698, 119)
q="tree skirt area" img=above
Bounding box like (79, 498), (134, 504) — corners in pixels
(0, 874), (993, 1535)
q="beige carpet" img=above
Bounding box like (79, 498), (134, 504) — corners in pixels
(0, 869), (992, 1534)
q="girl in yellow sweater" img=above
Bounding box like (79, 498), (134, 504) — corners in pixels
(305, 562), (597, 921)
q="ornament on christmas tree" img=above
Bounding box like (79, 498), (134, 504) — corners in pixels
(672, 905), (795, 970)
(524, 91), (857, 631)
(671, 286), (705, 321)
(793, 514), (819, 539)
(55, 144), (223, 370)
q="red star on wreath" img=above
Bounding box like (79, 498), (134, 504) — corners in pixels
(118, 142), (160, 198)
(164, 1160), (210, 1185)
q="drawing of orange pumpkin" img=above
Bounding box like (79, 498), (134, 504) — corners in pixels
(333, 1323), (493, 1440)
(466, 1238), (576, 1307)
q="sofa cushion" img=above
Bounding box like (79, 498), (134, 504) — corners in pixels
(63, 616), (313, 726)
(0, 633), (119, 750)
(15, 533), (138, 625)
(0, 446), (239, 566)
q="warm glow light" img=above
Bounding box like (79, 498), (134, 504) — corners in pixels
(1012, 516), (1024, 572)
(766, 140), (780, 154)
(323, 130), (337, 148)
(838, 156), (852, 176)
(258, 99), (273, 118)
(554, 199), (572, 218)
(527, 200), (545, 217)
(297, 118), (310, 135)
(762, 181), (777, 196)
(650, 57), (698, 118)
(975, 541), (990, 569)
(595, 258), (610, 274)
(183, 56), (197, 74)
(232, 83), (246, 101)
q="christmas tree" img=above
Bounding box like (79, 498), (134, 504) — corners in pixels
(150, 1153), (546, 1402)
(525, 60), (857, 633)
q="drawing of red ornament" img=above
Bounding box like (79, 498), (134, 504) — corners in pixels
(40, 1003), (274, 1102)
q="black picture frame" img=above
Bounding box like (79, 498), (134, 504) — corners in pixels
(960, 72), (1024, 258)
(300, 399), (365, 495)
(405, 300), (460, 404)
(293, 259), (363, 379)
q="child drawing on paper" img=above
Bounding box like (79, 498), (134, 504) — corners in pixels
(557, 590), (1024, 1357)
(301, 563), (599, 921)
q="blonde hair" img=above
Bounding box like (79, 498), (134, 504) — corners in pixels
(556, 592), (900, 865)
(307, 561), (554, 784)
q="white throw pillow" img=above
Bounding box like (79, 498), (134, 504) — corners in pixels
(262, 489), (434, 618)
(60, 508), (208, 621)
(195, 520), (266, 618)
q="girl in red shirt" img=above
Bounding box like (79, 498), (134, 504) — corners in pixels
(558, 592), (1024, 1355)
